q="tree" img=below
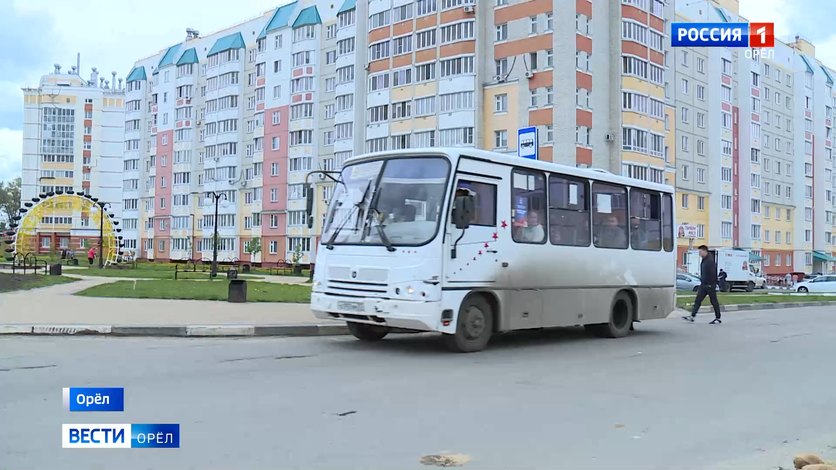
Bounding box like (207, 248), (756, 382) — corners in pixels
(245, 237), (262, 256)
(291, 243), (303, 265)
(0, 177), (21, 228)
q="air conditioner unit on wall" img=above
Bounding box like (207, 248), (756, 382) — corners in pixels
(464, 5), (475, 13)
(524, 71), (534, 79)
(605, 133), (616, 142)
(494, 75), (505, 83)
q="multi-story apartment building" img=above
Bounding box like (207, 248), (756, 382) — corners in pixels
(123, 1), (355, 265)
(674, 0), (836, 274)
(124, 0), (674, 265)
(20, 65), (125, 253)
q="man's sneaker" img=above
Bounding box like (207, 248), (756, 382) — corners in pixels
(682, 315), (695, 322)
(709, 318), (722, 325)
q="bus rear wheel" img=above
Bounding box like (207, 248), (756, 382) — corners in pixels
(443, 295), (494, 353)
(587, 292), (633, 338)
(346, 322), (390, 342)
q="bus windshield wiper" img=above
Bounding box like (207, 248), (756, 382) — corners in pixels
(325, 180), (372, 250)
(363, 187), (396, 252)
(367, 207), (396, 252)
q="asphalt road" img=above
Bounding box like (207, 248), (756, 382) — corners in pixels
(2, 307), (836, 470)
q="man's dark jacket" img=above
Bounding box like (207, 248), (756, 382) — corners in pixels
(700, 256), (717, 287)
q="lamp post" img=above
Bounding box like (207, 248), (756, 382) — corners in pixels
(206, 191), (226, 278)
(96, 201), (111, 269)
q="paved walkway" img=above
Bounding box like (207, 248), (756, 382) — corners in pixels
(0, 277), (336, 336)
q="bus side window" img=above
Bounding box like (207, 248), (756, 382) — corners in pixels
(630, 189), (662, 251)
(592, 182), (628, 249)
(662, 193), (674, 252)
(454, 180), (497, 226)
(548, 174), (590, 246)
(511, 169), (547, 244)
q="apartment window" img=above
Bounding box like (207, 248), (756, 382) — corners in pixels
(530, 16), (538, 34)
(681, 79), (689, 94)
(495, 94), (508, 113)
(697, 168), (705, 183)
(697, 84), (705, 101)
(721, 194), (732, 209)
(681, 193), (689, 209)
(697, 57), (705, 73)
(416, 29), (436, 49)
(723, 112), (732, 129)
(681, 107), (689, 124)
(496, 24), (508, 41)
(722, 85), (731, 102)
(697, 139), (705, 156)
(681, 135), (689, 152)
(494, 130), (508, 149)
(722, 58), (731, 75)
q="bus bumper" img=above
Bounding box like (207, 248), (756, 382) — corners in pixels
(310, 293), (441, 331)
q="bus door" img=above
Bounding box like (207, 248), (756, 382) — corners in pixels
(445, 159), (509, 287)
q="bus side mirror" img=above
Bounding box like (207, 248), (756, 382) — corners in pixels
(306, 186), (314, 229)
(452, 195), (475, 230)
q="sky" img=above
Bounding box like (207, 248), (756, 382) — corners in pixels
(0, 0), (833, 183)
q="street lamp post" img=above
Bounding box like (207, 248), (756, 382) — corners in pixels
(97, 201), (111, 269)
(207, 191), (226, 278)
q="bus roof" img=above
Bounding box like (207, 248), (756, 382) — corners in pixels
(345, 148), (674, 193)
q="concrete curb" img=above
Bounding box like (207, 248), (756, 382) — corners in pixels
(0, 324), (349, 337)
(671, 301), (836, 317)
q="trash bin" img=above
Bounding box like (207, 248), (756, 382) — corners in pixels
(242, 264), (251, 273)
(49, 263), (62, 276)
(228, 279), (247, 303)
(227, 269), (238, 280)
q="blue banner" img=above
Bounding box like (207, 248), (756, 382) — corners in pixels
(63, 387), (124, 412)
(671, 22), (749, 47)
(131, 424), (180, 448)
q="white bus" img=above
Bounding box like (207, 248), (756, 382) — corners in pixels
(308, 148), (676, 352)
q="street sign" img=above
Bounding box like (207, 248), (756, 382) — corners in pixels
(517, 126), (538, 160)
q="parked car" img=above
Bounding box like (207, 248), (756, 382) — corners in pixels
(676, 273), (701, 292)
(796, 275), (836, 293)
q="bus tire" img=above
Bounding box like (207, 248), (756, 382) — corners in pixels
(346, 322), (390, 342)
(746, 281), (755, 292)
(591, 292), (634, 338)
(443, 295), (493, 353)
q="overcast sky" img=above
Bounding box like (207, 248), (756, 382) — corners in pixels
(0, 0), (832, 183)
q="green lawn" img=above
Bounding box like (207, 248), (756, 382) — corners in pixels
(67, 267), (263, 280)
(0, 273), (78, 293)
(75, 279), (312, 303)
(677, 293), (836, 309)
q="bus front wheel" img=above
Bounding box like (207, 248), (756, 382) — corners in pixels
(587, 292), (633, 338)
(346, 322), (390, 342)
(443, 295), (494, 353)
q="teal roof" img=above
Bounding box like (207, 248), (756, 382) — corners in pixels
(126, 66), (147, 82)
(258, 2), (298, 39)
(176, 48), (198, 66)
(813, 251), (836, 262)
(800, 55), (815, 74)
(338, 0), (356, 14)
(822, 66), (834, 86)
(158, 43), (182, 68)
(714, 6), (729, 22)
(207, 32), (246, 56)
(293, 6), (321, 28)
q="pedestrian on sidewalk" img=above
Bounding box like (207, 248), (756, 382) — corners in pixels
(683, 245), (722, 324)
(784, 273), (792, 288)
(87, 246), (96, 266)
(718, 269), (728, 292)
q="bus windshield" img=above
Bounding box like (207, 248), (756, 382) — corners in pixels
(322, 156), (450, 247)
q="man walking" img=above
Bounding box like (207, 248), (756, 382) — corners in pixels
(683, 245), (722, 324)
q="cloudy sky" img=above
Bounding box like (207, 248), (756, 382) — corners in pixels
(0, 0), (833, 183)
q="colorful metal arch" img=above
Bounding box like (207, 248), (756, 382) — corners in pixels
(3, 191), (124, 264)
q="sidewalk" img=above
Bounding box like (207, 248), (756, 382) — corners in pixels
(0, 277), (346, 337)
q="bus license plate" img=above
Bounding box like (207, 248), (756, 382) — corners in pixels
(337, 301), (364, 312)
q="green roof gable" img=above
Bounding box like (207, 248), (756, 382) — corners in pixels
(208, 32), (246, 56)
(126, 66), (147, 82)
(176, 48), (199, 66)
(714, 6), (730, 22)
(258, 1), (298, 39)
(293, 6), (321, 28)
(338, 0), (356, 14)
(158, 43), (182, 68)
(800, 55), (815, 74)
(822, 66), (834, 86)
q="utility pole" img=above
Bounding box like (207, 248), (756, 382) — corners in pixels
(208, 192), (225, 278)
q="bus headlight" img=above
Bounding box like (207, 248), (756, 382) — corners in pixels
(406, 286), (415, 295)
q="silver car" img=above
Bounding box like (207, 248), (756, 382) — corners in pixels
(676, 273), (701, 291)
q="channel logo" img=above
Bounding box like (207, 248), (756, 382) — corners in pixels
(62, 424), (180, 449)
(671, 22), (774, 48)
